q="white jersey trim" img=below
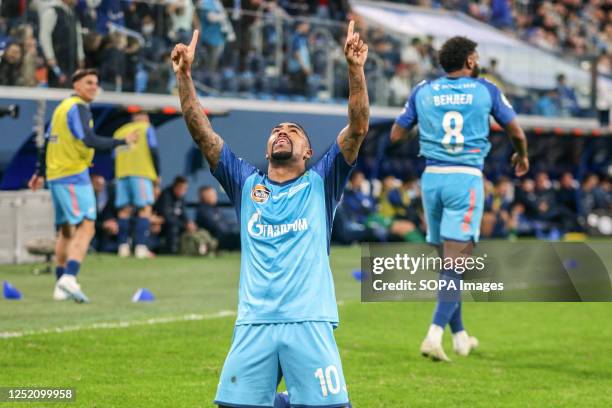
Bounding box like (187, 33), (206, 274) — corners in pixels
(424, 165), (482, 177)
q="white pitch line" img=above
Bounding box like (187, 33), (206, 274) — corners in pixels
(0, 310), (237, 339)
(0, 301), (351, 339)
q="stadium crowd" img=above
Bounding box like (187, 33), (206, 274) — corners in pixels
(390, 0), (612, 58)
(0, 0), (610, 118)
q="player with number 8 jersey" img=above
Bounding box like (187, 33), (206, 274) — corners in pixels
(391, 36), (528, 362)
(395, 75), (515, 169)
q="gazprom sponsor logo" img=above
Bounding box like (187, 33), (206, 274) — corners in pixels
(247, 210), (308, 238)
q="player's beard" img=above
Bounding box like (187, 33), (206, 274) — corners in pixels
(471, 64), (480, 78)
(271, 146), (293, 162)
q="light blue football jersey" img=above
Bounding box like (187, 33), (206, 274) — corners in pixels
(212, 142), (353, 326)
(395, 76), (516, 169)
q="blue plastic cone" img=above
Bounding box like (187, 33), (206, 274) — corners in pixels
(132, 288), (155, 302)
(352, 270), (364, 281)
(563, 259), (578, 269)
(3, 281), (22, 300)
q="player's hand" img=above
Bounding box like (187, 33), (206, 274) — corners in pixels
(344, 20), (368, 67)
(172, 29), (199, 74)
(125, 131), (139, 145)
(28, 174), (44, 191)
(511, 153), (529, 177)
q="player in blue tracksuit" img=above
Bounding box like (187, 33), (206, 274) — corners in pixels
(391, 37), (529, 361)
(172, 23), (368, 407)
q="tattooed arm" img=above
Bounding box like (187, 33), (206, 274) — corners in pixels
(337, 21), (370, 164)
(172, 30), (223, 169)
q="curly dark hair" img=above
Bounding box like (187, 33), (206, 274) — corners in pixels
(438, 36), (478, 73)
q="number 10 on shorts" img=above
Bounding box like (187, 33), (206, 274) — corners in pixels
(314, 365), (341, 397)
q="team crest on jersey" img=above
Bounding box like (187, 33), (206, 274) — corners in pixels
(251, 184), (271, 204)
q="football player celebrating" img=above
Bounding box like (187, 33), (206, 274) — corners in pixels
(172, 22), (369, 407)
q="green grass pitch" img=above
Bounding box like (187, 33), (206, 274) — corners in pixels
(1, 246), (612, 407)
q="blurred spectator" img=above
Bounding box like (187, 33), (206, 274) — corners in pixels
(123, 36), (143, 92)
(557, 172), (579, 213)
(579, 173), (611, 218)
(515, 178), (538, 219)
(467, 0), (491, 23)
(149, 183), (165, 251)
(555, 73), (580, 117)
(333, 170), (386, 244)
(533, 171), (564, 229)
(95, 0), (125, 34)
(556, 171), (580, 231)
(0, 0), (27, 33)
(91, 174), (119, 253)
(167, 0), (196, 44)
(140, 14), (165, 62)
(535, 89), (560, 117)
(13, 24), (38, 86)
(197, 0), (235, 73)
(196, 186), (240, 250)
(287, 20), (311, 95)
(235, 0), (264, 72)
(378, 38), (401, 81)
(400, 37), (425, 85)
(139, 13), (169, 93)
(490, 0), (513, 30)
(39, 0), (84, 87)
(377, 175), (425, 242)
(420, 35), (438, 74)
(343, 170), (376, 225)
(0, 42), (23, 85)
(75, 0), (98, 32)
(154, 175), (196, 254)
(83, 32), (104, 67)
(122, 0), (153, 32)
(481, 177), (515, 238)
(388, 64), (411, 106)
(481, 58), (505, 92)
(98, 31), (126, 91)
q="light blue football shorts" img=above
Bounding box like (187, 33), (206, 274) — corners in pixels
(421, 166), (485, 245)
(49, 181), (96, 226)
(115, 176), (154, 209)
(214, 321), (350, 408)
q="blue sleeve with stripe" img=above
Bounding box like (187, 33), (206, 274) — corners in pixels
(480, 79), (516, 126)
(395, 84), (422, 129)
